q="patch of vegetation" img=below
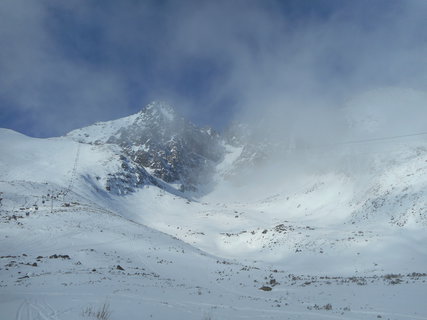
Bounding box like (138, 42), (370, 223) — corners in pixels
(82, 301), (112, 320)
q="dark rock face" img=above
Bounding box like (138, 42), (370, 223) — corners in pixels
(103, 154), (159, 195)
(106, 102), (225, 190)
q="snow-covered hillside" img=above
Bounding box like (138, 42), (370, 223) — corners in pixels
(1, 102), (427, 320)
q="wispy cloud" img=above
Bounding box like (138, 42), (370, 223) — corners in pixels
(1, 0), (426, 138)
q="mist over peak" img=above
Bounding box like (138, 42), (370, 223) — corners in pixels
(344, 87), (427, 139)
(141, 101), (177, 121)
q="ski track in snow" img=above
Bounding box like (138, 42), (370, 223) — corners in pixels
(16, 299), (59, 320)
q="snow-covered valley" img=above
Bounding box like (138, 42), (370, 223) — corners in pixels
(1, 102), (427, 320)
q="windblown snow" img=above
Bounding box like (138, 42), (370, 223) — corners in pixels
(1, 101), (427, 320)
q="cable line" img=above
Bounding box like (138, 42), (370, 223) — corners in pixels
(63, 142), (81, 200)
(336, 131), (427, 146)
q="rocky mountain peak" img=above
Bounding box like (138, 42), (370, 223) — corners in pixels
(67, 101), (226, 193)
(134, 101), (177, 126)
(143, 100), (175, 117)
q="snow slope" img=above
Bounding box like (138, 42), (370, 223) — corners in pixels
(1, 124), (427, 319)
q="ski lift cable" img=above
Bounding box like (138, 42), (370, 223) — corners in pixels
(296, 130), (427, 152)
(336, 131), (427, 146)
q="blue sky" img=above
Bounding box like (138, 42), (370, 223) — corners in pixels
(1, 0), (427, 137)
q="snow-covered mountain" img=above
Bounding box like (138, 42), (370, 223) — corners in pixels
(1, 100), (427, 320)
(68, 101), (225, 192)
